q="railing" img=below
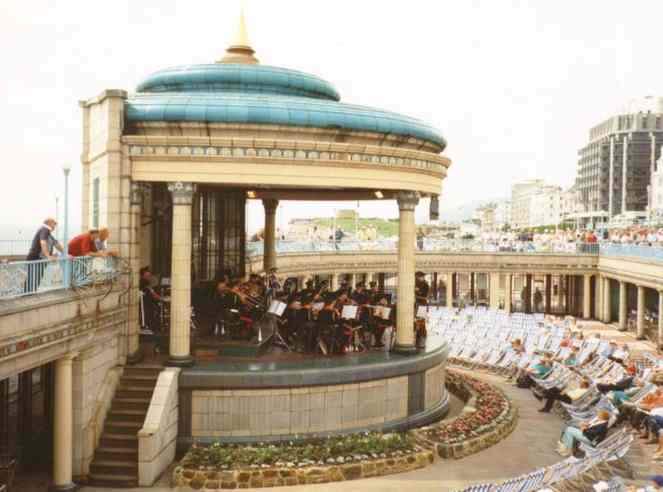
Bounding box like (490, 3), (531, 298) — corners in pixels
(0, 256), (120, 300)
(599, 243), (663, 262)
(246, 239), (601, 257)
(0, 240), (32, 257)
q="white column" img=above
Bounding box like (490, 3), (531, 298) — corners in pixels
(128, 182), (143, 363)
(349, 273), (356, 288)
(366, 272), (374, 284)
(168, 182), (195, 367)
(262, 199), (278, 273)
(330, 273), (339, 291)
(53, 354), (76, 491)
(637, 285), (645, 339)
(489, 272), (500, 310)
(603, 277), (611, 323)
(582, 274), (591, 319)
(658, 290), (663, 349)
(394, 191), (418, 354)
(595, 275), (603, 321)
(619, 281), (627, 331)
(445, 272), (454, 308)
(505, 274), (513, 314)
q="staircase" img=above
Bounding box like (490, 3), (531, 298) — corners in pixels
(88, 366), (162, 488)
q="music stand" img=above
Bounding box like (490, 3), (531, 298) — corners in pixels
(267, 300), (291, 351)
(341, 305), (359, 320)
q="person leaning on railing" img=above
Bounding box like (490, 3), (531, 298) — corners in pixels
(68, 229), (117, 258)
(68, 229), (118, 283)
(25, 217), (64, 292)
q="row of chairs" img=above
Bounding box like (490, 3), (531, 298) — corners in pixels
(430, 307), (655, 492)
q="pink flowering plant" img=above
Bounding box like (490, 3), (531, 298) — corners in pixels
(426, 371), (511, 445)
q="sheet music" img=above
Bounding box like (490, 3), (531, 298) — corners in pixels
(312, 302), (324, 312)
(416, 305), (428, 318)
(377, 306), (391, 320)
(268, 300), (287, 317)
(341, 305), (358, 320)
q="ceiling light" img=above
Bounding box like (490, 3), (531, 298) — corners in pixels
(374, 190), (384, 199)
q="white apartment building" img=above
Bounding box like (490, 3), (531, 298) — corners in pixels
(649, 151), (663, 222)
(528, 186), (563, 228)
(510, 179), (547, 229)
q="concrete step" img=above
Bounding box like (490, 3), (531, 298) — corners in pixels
(94, 448), (138, 463)
(123, 366), (162, 378)
(99, 433), (138, 449)
(105, 421), (143, 435)
(88, 472), (138, 488)
(119, 376), (159, 388)
(112, 397), (151, 412)
(90, 459), (138, 476)
(107, 409), (146, 424)
(116, 388), (154, 400)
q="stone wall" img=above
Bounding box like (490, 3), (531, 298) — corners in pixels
(172, 450), (434, 490)
(139, 368), (180, 486)
(182, 360), (447, 443)
(190, 376), (410, 439)
(75, 365), (123, 478)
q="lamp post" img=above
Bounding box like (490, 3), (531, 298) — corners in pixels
(62, 163), (72, 287)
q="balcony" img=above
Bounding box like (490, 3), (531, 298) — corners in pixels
(0, 256), (121, 301)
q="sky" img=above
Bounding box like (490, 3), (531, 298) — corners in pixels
(1, 0), (663, 236)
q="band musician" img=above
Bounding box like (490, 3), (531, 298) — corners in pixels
(415, 271), (430, 306)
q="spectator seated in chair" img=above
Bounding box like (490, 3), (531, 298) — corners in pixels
(539, 379), (590, 413)
(558, 409), (610, 457)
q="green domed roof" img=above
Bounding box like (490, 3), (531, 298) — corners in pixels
(126, 60), (446, 149)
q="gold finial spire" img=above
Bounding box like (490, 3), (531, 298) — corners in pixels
(218, 3), (259, 65)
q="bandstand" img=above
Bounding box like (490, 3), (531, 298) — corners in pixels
(79, 12), (452, 445)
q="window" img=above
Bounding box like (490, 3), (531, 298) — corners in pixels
(92, 177), (100, 229)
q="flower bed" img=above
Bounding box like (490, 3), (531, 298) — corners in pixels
(172, 372), (517, 490)
(420, 370), (518, 459)
(173, 433), (433, 490)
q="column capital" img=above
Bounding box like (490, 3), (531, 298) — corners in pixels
(262, 198), (279, 214)
(59, 352), (78, 364)
(397, 191), (419, 211)
(168, 181), (195, 205)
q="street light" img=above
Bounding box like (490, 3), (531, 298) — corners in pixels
(62, 163), (72, 287)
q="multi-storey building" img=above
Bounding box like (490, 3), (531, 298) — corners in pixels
(529, 185), (562, 228)
(510, 179), (546, 229)
(649, 150), (663, 222)
(576, 97), (663, 228)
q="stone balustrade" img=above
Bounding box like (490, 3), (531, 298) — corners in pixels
(138, 367), (180, 486)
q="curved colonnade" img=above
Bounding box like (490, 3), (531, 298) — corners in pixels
(247, 248), (663, 346)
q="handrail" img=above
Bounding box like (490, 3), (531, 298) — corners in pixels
(246, 239), (602, 257)
(0, 256), (120, 300)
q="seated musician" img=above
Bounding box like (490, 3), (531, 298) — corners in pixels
(351, 282), (370, 335)
(371, 295), (394, 348)
(215, 279), (244, 338)
(367, 281), (378, 303)
(298, 285), (320, 352)
(335, 291), (353, 353)
(267, 267), (281, 291)
(415, 271), (430, 306)
(317, 294), (340, 353)
(139, 266), (161, 332)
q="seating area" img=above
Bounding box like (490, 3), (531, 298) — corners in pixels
(424, 307), (663, 492)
